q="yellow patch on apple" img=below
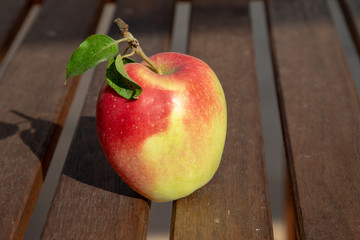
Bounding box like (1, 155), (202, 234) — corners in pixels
(140, 93), (226, 202)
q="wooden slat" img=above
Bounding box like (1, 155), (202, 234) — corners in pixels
(266, 0), (360, 238)
(170, 0), (274, 239)
(0, 0), (103, 238)
(41, 0), (174, 238)
(0, 0), (33, 63)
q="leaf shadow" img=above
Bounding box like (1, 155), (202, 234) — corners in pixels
(62, 116), (146, 200)
(0, 121), (19, 140)
(1, 110), (60, 166)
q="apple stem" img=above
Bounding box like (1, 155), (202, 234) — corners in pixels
(114, 18), (162, 74)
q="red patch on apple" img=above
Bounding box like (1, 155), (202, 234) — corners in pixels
(96, 79), (175, 192)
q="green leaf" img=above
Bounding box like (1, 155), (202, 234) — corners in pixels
(106, 55), (142, 100)
(66, 34), (118, 79)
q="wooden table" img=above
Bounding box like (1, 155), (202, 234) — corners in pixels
(0, 0), (359, 239)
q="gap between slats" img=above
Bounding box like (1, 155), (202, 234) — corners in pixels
(329, 0), (360, 94)
(250, 2), (287, 240)
(0, 4), (40, 81)
(0, 0), (34, 67)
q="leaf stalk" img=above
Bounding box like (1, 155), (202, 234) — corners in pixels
(114, 18), (162, 74)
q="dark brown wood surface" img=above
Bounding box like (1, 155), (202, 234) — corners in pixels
(170, 0), (274, 239)
(266, 0), (360, 238)
(0, 0), (33, 63)
(0, 0), (103, 238)
(41, 0), (174, 239)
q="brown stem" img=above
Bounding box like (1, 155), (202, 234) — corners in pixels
(114, 18), (162, 74)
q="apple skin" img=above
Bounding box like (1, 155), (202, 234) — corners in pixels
(96, 52), (227, 202)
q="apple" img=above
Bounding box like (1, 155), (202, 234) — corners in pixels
(96, 52), (227, 202)
(65, 19), (227, 202)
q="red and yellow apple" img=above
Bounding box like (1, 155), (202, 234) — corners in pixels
(96, 52), (227, 202)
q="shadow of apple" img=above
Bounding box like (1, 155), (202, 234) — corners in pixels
(62, 116), (146, 200)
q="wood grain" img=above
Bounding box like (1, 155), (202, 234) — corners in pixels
(41, 0), (174, 238)
(170, 0), (274, 239)
(266, 0), (360, 238)
(0, 0), (33, 63)
(0, 0), (103, 238)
